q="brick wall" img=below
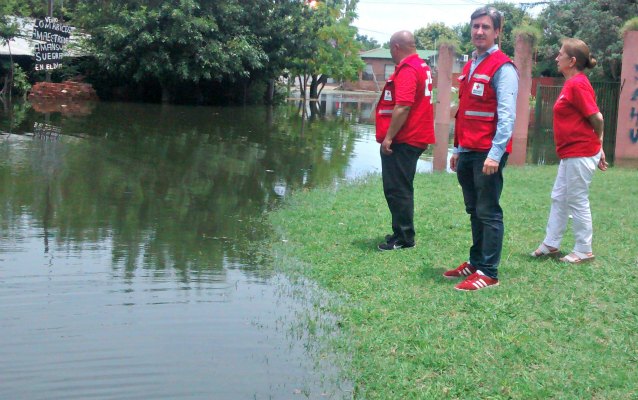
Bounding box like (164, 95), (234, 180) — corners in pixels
(29, 81), (98, 101)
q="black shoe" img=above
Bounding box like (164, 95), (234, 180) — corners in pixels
(377, 240), (415, 251)
(385, 233), (397, 242)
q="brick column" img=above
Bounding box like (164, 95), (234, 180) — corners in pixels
(510, 33), (534, 166)
(433, 44), (455, 171)
(615, 31), (638, 167)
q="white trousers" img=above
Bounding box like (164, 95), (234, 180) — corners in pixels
(543, 151), (601, 254)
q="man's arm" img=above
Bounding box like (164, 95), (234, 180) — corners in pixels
(381, 105), (411, 155)
(381, 65), (418, 155)
(483, 63), (518, 175)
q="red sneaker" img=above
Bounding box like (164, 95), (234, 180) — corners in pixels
(442, 262), (476, 279)
(454, 272), (499, 291)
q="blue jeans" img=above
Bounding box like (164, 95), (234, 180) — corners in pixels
(456, 151), (508, 279)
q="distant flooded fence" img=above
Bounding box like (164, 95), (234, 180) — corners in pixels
(530, 81), (620, 164)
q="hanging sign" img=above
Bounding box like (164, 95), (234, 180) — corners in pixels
(32, 17), (72, 71)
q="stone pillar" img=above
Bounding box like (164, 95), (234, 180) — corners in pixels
(615, 31), (638, 168)
(433, 44), (455, 171)
(510, 33), (534, 166)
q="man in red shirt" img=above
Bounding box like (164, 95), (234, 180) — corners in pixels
(375, 30), (435, 251)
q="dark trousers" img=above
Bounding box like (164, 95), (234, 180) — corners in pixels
(381, 143), (424, 245)
(456, 151), (508, 279)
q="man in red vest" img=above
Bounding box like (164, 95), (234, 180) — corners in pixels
(375, 30), (435, 251)
(443, 7), (519, 290)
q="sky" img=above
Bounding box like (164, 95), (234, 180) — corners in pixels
(353, 0), (547, 45)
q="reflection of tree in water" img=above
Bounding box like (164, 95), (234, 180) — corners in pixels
(293, 96), (378, 125)
(527, 86), (561, 166)
(0, 103), (363, 282)
(0, 101), (32, 133)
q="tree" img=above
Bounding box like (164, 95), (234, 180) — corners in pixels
(452, 23), (473, 56)
(536, 0), (638, 80)
(4, 0), (367, 105)
(288, 0), (364, 101)
(231, 0), (307, 104)
(0, 0), (29, 99)
(488, 2), (534, 57)
(75, 0), (268, 103)
(414, 22), (457, 50)
(452, 2), (535, 57)
(73, 0), (358, 104)
(356, 33), (379, 51)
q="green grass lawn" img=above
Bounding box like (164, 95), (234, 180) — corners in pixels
(269, 165), (638, 399)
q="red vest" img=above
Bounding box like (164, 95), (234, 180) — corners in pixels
(375, 54), (435, 148)
(455, 50), (514, 153)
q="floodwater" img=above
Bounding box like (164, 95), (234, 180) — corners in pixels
(0, 95), (438, 400)
(0, 92), (556, 399)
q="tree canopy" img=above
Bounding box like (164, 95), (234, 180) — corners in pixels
(2, 0), (635, 104)
(287, 0), (363, 99)
(535, 0), (637, 80)
(69, 0), (363, 103)
(74, 0), (276, 103)
(412, 1), (633, 81)
(356, 34), (379, 51)
(414, 23), (458, 50)
(0, 0), (27, 42)
(488, 1), (534, 57)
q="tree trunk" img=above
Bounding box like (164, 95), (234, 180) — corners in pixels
(264, 79), (275, 105)
(297, 75), (306, 99)
(309, 74), (327, 99)
(0, 75), (8, 98)
(308, 100), (321, 119)
(160, 82), (170, 104)
(309, 75), (319, 99)
(243, 80), (248, 106)
(194, 86), (204, 105)
(1, 40), (15, 99)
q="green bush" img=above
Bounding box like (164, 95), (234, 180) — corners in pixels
(10, 63), (31, 97)
(621, 17), (638, 36)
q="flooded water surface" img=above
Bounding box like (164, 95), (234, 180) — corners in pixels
(1, 99), (400, 399)
(1, 94), (552, 399)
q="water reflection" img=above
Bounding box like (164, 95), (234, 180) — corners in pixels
(0, 94), (553, 398)
(1, 101), (367, 399)
(2, 102), (369, 274)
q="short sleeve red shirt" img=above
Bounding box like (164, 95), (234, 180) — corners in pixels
(392, 59), (418, 106)
(552, 73), (601, 159)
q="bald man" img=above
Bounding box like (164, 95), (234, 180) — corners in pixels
(376, 31), (435, 251)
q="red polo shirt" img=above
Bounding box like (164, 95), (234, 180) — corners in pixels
(375, 53), (434, 148)
(553, 73), (601, 159)
(393, 57), (419, 106)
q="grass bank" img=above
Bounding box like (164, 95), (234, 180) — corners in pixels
(269, 166), (638, 399)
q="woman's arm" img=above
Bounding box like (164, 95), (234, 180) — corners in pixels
(588, 112), (604, 141)
(588, 112), (608, 171)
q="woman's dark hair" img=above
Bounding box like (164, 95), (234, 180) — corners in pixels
(470, 6), (503, 31)
(561, 38), (597, 70)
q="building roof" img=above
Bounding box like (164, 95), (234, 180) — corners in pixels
(360, 48), (437, 60)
